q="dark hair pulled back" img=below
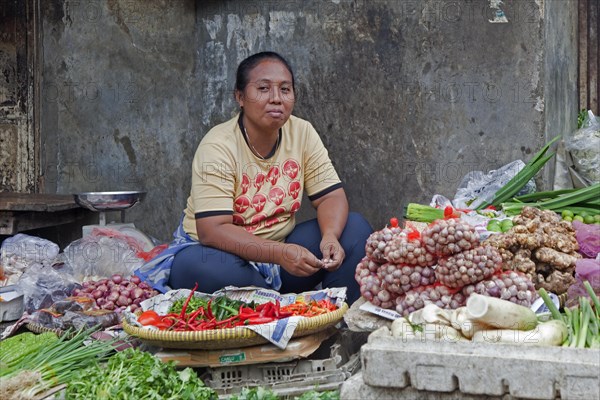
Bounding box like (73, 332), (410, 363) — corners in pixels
(235, 52), (295, 93)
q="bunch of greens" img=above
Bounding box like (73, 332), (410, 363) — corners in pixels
(0, 328), (116, 400)
(65, 347), (217, 400)
(539, 282), (600, 348)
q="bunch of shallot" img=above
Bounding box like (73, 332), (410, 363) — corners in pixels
(365, 225), (402, 262)
(395, 284), (467, 316)
(435, 245), (502, 289)
(421, 218), (479, 256)
(384, 232), (436, 267)
(356, 272), (397, 309)
(377, 263), (436, 295)
(462, 270), (537, 307)
(71, 274), (158, 313)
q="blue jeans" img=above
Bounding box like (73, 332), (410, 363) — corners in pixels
(168, 212), (373, 304)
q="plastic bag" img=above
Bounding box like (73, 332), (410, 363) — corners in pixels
(572, 220), (600, 258)
(565, 256), (600, 308)
(0, 234), (60, 287)
(16, 264), (80, 313)
(64, 231), (145, 281)
(452, 160), (536, 209)
(564, 111), (600, 184)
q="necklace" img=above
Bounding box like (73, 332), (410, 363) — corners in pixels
(242, 124), (280, 160)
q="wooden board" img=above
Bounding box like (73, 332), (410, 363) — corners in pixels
(0, 193), (79, 212)
(0, 192), (92, 235)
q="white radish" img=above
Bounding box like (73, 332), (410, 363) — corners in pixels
(466, 294), (538, 331)
(471, 320), (568, 346)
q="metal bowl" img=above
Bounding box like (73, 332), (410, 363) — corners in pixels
(73, 191), (146, 212)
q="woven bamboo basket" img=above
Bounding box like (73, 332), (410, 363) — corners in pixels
(121, 302), (348, 349)
(26, 322), (68, 337)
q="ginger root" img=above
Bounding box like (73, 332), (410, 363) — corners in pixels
(535, 270), (576, 295)
(534, 247), (578, 271)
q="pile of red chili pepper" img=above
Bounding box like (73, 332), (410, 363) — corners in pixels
(136, 284), (338, 331)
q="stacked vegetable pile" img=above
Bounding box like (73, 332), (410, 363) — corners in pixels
(70, 274), (158, 313)
(136, 284), (338, 331)
(356, 217), (539, 316)
(65, 348), (216, 399)
(0, 328), (117, 400)
(380, 294), (569, 347)
(356, 219), (438, 311)
(483, 206), (581, 295)
(540, 284), (600, 348)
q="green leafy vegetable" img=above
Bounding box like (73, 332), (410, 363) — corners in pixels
(230, 387), (280, 400)
(65, 348), (216, 400)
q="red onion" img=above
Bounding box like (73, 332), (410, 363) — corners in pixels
(106, 292), (119, 302)
(96, 284), (108, 293)
(120, 289), (131, 298)
(102, 301), (115, 310)
(138, 282), (150, 290)
(117, 296), (129, 307)
(96, 298), (106, 306)
(111, 274), (123, 284)
(130, 275), (141, 285)
(132, 297), (142, 305)
(133, 288), (144, 299)
(98, 278), (109, 285)
(91, 290), (103, 299)
(129, 304), (140, 312)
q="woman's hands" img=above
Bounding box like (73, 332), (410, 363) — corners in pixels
(278, 243), (324, 277)
(277, 235), (345, 277)
(320, 233), (345, 271)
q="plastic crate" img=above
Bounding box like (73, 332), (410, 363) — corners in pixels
(202, 330), (366, 397)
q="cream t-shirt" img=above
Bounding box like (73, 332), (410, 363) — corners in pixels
(182, 113), (342, 242)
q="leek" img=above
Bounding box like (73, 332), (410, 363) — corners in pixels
(501, 183), (600, 216)
(478, 135), (560, 210)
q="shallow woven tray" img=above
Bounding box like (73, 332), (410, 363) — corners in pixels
(121, 302), (349, 349)
(26, 322), (67, 337)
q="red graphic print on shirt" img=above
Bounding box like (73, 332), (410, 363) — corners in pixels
(251, 213), (267, 225)
(234, 195), (251, 213)
(241, 174), (250, 194)
(288, 180), (301, 199)
(254, 172), (266, 191)
(251, 193), (267, 212)
(268, 186), (285, 206)
(267, 166), (280, 186)
(283, 159), (300, 180)
(232, 214), (245, 225)
(290, 200), (301, 214)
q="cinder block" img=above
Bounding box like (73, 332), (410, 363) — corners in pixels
(341, 372), (520, 400)
(361, 336), (600, 400)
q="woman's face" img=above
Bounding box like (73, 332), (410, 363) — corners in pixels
(236, 59), (295, 133)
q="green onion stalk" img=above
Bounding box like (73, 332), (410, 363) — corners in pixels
(1, 327), (121, 399)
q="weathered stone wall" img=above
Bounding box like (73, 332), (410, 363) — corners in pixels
(39, 0), (578, 241)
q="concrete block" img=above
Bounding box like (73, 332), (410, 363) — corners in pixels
(341, 372), (519, 400)
(361, 336), (600, 400)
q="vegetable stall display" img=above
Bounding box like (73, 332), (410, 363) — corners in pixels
(0, 328), (118, 400)
(355, 216), (539, 316)
(483, 206), (581, 295)
(65, 348), (217, 400)
(70, 274), (158, 313)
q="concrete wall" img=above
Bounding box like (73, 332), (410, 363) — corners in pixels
(39, 0), (578, 242)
